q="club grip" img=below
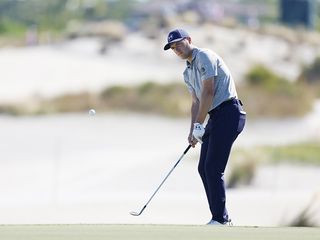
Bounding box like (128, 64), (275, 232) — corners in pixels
(184, 144), (192, 154)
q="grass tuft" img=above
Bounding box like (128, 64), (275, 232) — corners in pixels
(289, 193), (320, 227)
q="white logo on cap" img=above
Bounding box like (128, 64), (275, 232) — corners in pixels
(168, 34), (174, 41)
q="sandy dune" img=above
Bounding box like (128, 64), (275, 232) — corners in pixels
(1, 26), (320, 103)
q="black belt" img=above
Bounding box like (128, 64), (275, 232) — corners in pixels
(208, 98), (242, 115)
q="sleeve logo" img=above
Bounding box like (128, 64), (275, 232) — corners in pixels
(201, 66), (206, 75)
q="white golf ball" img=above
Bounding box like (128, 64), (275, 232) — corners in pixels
(88, 109), (96, 116)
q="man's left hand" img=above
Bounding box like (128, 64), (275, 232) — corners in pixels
(193, 123), (205, 144)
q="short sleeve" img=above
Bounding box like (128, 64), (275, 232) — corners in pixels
(196, 51), (218, 81)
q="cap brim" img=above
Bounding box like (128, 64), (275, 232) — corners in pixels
(163, 38), (184, 50)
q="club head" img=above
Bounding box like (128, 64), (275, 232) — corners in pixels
(130, 211), (141, 216)
(130, 205), (146, 216)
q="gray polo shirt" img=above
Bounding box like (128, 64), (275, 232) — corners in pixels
(183, 47), (237, 112)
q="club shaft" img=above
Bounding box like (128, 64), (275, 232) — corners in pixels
(141, 145), (191, 212)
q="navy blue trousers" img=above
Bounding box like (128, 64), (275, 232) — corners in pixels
(198, 99), (246, 224)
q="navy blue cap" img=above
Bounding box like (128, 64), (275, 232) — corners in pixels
(164, 29), (190, 50)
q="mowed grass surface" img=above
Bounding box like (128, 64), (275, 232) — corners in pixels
(0, 225), (319, 240)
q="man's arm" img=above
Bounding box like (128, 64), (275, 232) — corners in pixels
(195, 77), (214, 124)
(188, 91), (199, 147)
(190, 92), (199, 133)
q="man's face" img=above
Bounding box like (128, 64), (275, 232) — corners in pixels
(170, 38), (192, 60)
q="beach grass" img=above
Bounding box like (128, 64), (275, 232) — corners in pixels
(233, 142), (320, 166)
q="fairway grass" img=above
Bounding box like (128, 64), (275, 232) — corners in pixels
(0, 224), (319, 240)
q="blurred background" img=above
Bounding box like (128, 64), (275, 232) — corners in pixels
(0, 0), (319, 227)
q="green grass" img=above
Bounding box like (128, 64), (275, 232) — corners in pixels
(0, 225), (319, 240)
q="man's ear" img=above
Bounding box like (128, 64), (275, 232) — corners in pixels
(186, 36), (192, 44)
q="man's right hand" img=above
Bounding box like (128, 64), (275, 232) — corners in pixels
(188, 132), (198, 148)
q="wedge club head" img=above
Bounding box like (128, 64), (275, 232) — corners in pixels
(130, 211), (141, 216)
(130, 205), (146, 216)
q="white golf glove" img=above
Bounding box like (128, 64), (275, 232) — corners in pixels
(193, 123), (205, 144)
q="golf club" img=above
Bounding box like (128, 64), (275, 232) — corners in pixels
(130, 144), (192, 216)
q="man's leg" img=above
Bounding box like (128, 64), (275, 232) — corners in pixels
(205, 135), (234, 223)
(205, 109), (240, 223)
(198, 133), (211, 209)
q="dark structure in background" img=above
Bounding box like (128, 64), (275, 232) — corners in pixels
(280, 0), (317, 29)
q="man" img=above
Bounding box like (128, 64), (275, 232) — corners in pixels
(164, 29), (246, 225)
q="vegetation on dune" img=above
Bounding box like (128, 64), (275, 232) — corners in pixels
(0, 56), (319, 118)
(233, 142), (320, 166)
(0, 82), (191, 117)
(289, 193), (319, 227)
(0, 0), (137, 45)
(0, 0), (319, 45)
(240, 64), (314, 118)
(100, 82), (190, 117)
(0, 63), (317, 118)
(226, 141), (320, 188)
(298, 56), (320, 97)
(41, 92), (95, 114)
(265, 142), (320, 165)
(299, 57), (320, 84)
(227, 155), (257, 188)
(0, 0), (136, 32)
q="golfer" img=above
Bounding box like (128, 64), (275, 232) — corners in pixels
(164, 29), (246, 225)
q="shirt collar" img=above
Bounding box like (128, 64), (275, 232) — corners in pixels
(186, 47), (199, 67)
